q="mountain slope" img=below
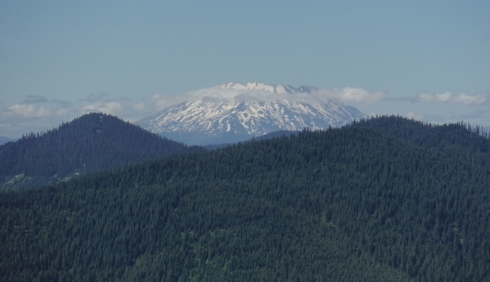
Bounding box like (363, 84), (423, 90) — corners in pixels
(137, 82), (366, 144)
(0, 113), (205, 190)
(350, 115), (490, 167)
(1, 116), (490, 281)
(203, 130), (299, 150)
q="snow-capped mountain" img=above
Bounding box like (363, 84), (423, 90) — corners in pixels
(136, 82), (366, 145)
(216, 82), (318, 94)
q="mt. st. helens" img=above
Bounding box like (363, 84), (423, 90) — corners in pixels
(137, 82), (367, 145)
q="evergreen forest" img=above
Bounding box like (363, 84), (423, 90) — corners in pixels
(0, 113), (205, 190)
(1, 116), (490, 281)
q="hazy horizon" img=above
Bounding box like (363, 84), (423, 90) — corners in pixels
(1, 1), (489, 137)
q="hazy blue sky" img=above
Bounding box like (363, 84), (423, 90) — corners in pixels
(1, 1), (489, 137)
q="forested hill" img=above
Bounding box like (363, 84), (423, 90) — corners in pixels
(1, 116), (490, 281)
(347, 116), (490, 171)
(0, 113), (205, 190)
(350, 116), (490, 166)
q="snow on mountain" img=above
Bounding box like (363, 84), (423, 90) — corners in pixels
(216, 82), (316, 94)
(136, 82), (367, 145)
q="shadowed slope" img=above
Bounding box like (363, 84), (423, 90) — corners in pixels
(0, 113), (205, 190)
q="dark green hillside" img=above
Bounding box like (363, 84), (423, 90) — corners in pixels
(203, 130), (299, 150)
(0, 113), (205, 190)
(350, 115), (490, 167)
(1, 117), (490, 281)
(252, 130), (299, 141)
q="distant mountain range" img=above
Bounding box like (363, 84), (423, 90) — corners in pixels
(0, 113), (205, 190)
(136, 82), (366, 145)
(0, 136), (15, 146)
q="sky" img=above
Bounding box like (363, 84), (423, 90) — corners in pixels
(1, 1), (489, 138)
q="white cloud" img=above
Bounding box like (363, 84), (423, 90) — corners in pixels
(5, 104), (51, 118)
(314, 87), (386, 105)
(405, 111), (424, 121)
(418, 92), (452, 102)
(150, 93), (190, 110)
(132, 103), (146, 110)
(148, 86), (386, 111)
(150, 94), (160, 100)
(452, 93), (487, 105)
(1, 93), (142, 137)
(81, 101), (123, 115)
(56, 108), (70, 116)
(418, 92), (488, 105)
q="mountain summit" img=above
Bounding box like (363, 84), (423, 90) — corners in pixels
(0, 113), (204, 190)
(216, 82), (317, 94)
(137, 82), (366, 145)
